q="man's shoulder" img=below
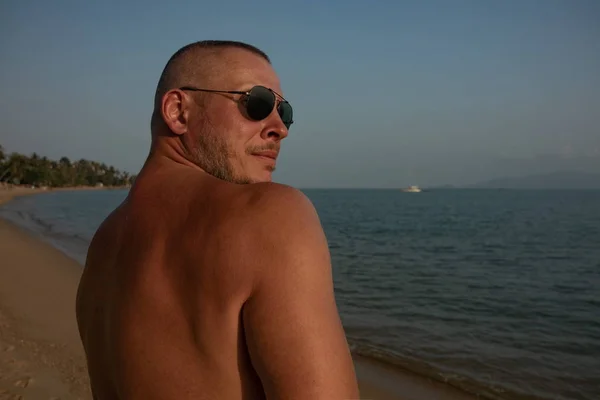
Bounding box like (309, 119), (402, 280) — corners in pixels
(244, 182), (312, 207)
(188, 181), (325, 258)
(237, 182), (321, 233)
(236, 183), (329, 267)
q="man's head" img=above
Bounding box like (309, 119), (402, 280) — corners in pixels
(151, 40), (292, 184)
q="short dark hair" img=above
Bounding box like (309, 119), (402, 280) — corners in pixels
(153, 40), (270, 108)
(165, 40), (270, 67)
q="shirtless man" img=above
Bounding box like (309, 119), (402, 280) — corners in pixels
(75, 40), (359, 399)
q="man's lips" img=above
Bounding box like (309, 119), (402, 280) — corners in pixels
(252, 150), (278, 160)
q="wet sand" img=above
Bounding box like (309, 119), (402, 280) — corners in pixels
(0, 186), (480, 400)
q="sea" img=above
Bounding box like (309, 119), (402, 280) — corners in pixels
(1, 188), (599, 400)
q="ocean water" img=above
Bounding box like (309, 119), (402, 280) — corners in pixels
(1, 188), (599, 400)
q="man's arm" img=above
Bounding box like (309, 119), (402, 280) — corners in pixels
(242, 186), (359, 400)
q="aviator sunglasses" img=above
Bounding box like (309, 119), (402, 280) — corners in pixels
(179, 85), (294, 129)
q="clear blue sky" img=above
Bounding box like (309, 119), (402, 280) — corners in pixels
(1, 0), (599, 188)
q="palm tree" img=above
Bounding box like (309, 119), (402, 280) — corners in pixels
(0, 144), (133, 187)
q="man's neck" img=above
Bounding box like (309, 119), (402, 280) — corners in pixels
(147, 137), (204, 172)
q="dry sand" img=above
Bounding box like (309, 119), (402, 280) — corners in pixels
(0, 186), (480, 400)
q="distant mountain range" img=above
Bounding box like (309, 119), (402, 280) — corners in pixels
(466, 171), (600, 189)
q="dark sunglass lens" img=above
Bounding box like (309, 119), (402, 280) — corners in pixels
(278, 102), (294, 129)
(246, 86), (275, 121)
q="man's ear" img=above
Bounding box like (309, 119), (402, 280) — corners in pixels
(161, 89), (189, 136)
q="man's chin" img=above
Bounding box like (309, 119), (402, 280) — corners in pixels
(251, 176), (273, 184)
(231, 163), (275, 184)
(247, 171), (273, 184)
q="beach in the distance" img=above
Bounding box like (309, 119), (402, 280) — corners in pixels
(0, 186), (482, 400)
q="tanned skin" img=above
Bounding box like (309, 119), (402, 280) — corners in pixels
(75, 42), (359, 400)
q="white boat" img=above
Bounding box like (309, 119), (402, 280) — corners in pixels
(401, 185), (422, 193)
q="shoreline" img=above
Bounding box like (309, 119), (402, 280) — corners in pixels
(0, 187), (91, 399)
(0, 188), (482, 400)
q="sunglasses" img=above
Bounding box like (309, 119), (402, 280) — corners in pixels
(179, 85), (294, 129)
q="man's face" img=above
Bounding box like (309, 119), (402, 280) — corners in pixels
(186, 49), (290, 184)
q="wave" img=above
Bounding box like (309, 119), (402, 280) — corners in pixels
(349, 339), (551, 400)
(0, 207), (90, 265)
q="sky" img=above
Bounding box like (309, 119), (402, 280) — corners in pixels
(1, 0), (599, 188)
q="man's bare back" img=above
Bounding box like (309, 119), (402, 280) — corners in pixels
(75, 40), (359, 399)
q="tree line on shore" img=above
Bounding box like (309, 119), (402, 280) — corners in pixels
(0, 144), (136, 188)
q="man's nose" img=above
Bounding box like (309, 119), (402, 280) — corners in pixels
(262, 117), (288, 141)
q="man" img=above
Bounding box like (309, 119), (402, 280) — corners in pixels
(76, 40), (360, 399)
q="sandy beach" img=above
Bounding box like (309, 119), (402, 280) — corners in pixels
(0, 187), (90, 399)
(0, 186), (480, 400)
